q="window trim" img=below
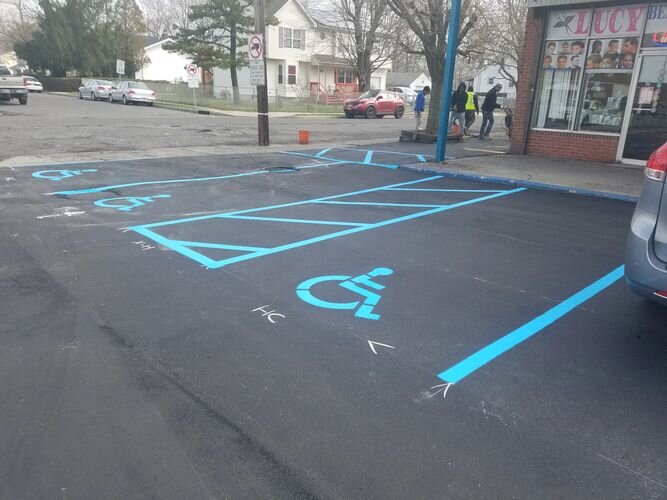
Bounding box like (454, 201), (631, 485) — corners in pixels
(287, 65), (297, 85)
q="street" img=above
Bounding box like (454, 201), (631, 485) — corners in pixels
(1, 135), (666, 499)
(0, 93), (509, 164)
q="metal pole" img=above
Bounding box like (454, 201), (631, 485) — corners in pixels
(255, 0), (270, 146)
(193, 87), (197, 109)
(435, 0), (462, 162)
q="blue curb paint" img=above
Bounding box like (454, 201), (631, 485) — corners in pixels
(438, 265), (625, 384)
(398, 165), (639, 203)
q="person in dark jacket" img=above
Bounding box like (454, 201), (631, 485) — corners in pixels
(448, 82), (467, 135)
(479, 83), (503, 139)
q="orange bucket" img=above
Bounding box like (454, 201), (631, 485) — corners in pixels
(298, 129), (310, 144)
(451, 123), (461, 135)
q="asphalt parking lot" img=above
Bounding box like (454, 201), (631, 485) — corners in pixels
(2, 146), (666, 499)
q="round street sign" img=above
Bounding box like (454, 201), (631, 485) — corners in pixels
(249, 34), (264, 60)
(186, 63), (198, 76)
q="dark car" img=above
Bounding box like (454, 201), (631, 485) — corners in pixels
(625, 141), (667, 303)
(343, 90), (405, 119)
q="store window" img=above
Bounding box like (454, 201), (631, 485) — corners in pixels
(532, 5), (648, 133)
(288, 65), (296, 85)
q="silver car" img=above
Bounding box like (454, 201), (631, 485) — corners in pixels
(108, 81), (156, 106)
(388, 86), (416, 105)
(625, 141), (667, 303)
(79, 79), (113, 101)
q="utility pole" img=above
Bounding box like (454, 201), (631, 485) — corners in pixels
(435, 0), (462, 162)
(254, 0), (270, 146)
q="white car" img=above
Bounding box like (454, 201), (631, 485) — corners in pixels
(23, 76), (43, 93)
(388, 86), (417, 105)
(108, 81), (156, 106)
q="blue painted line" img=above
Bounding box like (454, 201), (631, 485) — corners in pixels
(316, 201), (442, 208)
(131, 175), (442, 230)
(132, 227), (224, 268)
(315, 148), (332, 157)
(333, 147), (435, 160)
(397, 166), (639, 204)
(387, 188), (502, 193)
(48, 160), (345, 196)
(169, 241), (268, 252)
(223, 215), (368, 227)
(438, 265), (625, 384)
(281, 151), (399, 170)
(131, 183), (525, 269)
(364, 150), (374, 164)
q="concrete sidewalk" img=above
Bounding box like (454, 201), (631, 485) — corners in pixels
(402, 153), (644, 202)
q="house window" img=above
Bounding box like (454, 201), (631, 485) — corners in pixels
(293, 29), (301, 49)
(509, 80), (515, 88)
(288, 65), (296, 85)
(487, 77), (494, 84)
(278, 64), (283, 84)
(283, 27), (292, 48)
(337, 69), (354, 84)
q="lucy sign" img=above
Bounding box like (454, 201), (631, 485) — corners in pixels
(547, 4), (648, 39)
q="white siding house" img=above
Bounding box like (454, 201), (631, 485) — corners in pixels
(470, 65), (517, 103)
(213, 0), (390, 99)
(136, 38), (200, 83)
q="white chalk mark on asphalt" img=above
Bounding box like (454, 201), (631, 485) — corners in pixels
(36, 207), (86, 219)
(368, 340), (395, 355)
(428, 383), (453, 400)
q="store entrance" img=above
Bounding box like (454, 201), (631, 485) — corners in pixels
(621, 53), (667, 163)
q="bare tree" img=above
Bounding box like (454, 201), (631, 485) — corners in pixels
(386, 0), (479, 134)
(313, 0), (398, 92)
(475, 0), (525, 90)
(0, 0), (38, 52)
(139, 0), (193, 38)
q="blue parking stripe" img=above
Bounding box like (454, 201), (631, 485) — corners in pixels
(224, 215), (369, 227)
(387, 188), (501, 193)
(316, 201), (442, 208)
(438, 265), (625, 384)
(48, 160), (345, 196)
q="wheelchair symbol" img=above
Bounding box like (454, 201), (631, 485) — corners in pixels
(94, 194), (171, 212)
(32, 169), (98, 181)
(296, 267), (394, 320)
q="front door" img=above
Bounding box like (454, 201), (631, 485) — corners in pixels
(621, 53), (667, 163)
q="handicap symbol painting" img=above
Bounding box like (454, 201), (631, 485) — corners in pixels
(32, 169), (98, 181)
(296, 267), (394, 320)
(94, 194), (171, 212)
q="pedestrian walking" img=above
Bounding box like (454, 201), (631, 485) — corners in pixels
(414, 85), (430, 131)
(464, 86), (479, 135)
(448, 82), (467, 135)
(479, 83), (503, 140)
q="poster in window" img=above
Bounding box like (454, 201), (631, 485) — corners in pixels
(543, 40), (586, 69)
(642, 3), (667, 47)
(585, 37), (638, 69)
(638, 85), (655, 105)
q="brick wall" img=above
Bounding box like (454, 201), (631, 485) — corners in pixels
(510, 8), (621, 163)
(510, 8), (542, 155)
(526, 130), (619, 162)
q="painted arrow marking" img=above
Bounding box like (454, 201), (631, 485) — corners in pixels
(428, 383), (453, 400)
(368, 340), (395, 355)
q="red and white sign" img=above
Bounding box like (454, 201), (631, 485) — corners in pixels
(186, 63), (198, 76)
(248, 34), (264, 60)
(546, 5), (648, 39)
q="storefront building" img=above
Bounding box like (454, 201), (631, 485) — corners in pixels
(511, 0), (667, 164)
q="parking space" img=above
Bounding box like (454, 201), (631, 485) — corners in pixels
(2, 147), (666, 498)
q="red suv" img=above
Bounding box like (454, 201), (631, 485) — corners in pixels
(343, 90), (405, 119)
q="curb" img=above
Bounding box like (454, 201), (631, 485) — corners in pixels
(399, 164), (639, 203)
